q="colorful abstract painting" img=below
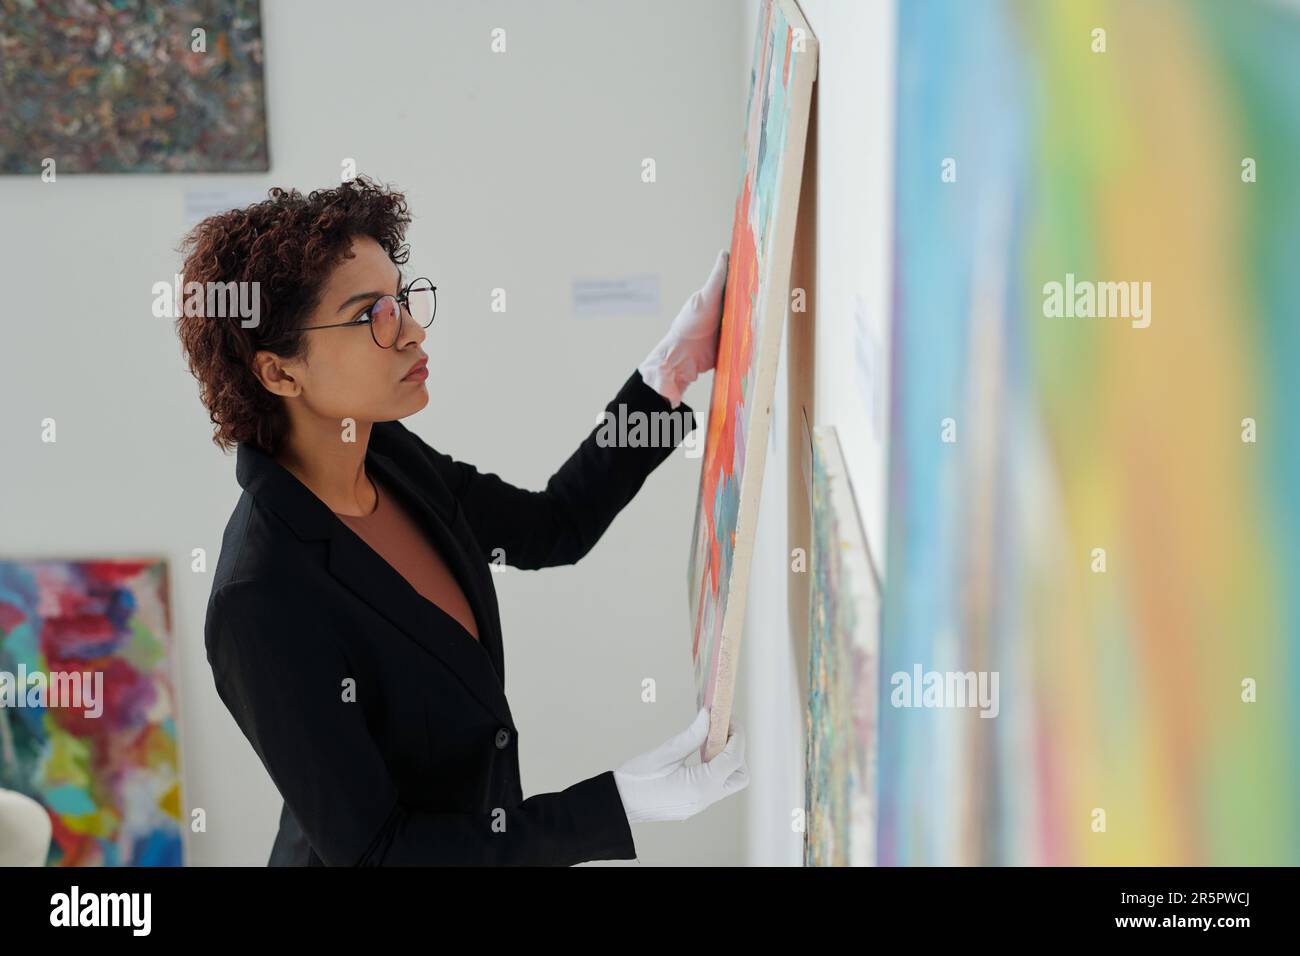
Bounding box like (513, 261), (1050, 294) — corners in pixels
(0, 559), (184, 865)
(805, 425), (879, 866)
(0, 0), (268, 174)
(882, 0), (1300, 864)
(688, 0), (817, 761)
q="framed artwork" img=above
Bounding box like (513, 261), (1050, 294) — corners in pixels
(0, 0), (268, 174)
(0, 559), (184, 865)
(804, 424), (880, 866)
(883, 0), (1300, 864)
(688, 0), (818, 761)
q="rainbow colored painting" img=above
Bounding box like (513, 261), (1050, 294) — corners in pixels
(805, 426), (880, 866)
(688, 0), (817, 761)
(882, 0), (1300, 864)
(0, 559), (184, 865)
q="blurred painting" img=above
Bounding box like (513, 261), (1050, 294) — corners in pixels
(882, 0), (1300, 864)
(804, 425), (879, 866)
(0, 0), (268, 174)
(0, 559), (184, 865)
(688, 0), (817, 761)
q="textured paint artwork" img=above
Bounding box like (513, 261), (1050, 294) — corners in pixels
(0, 559), (184, 865)
(688, 0), (817, 761)
(804, 426), (879, 866)
(0, 0), (268, 174)
(882, 0), (1300, 864)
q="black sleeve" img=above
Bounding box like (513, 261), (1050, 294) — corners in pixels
(403, 367), (697, 569)
(206, 579), (637, 865)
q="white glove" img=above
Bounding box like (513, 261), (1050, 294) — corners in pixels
(0, 789), (52, 866)
(638, 249), (730, 408)
(612, 707), (750, 823)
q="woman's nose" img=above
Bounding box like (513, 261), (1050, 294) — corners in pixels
(398, 305), (427, 348)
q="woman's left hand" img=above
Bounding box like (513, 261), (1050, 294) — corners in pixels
(638, 248), (729, 408)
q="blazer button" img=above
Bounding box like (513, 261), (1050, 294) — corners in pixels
(494, 728), (511, 750)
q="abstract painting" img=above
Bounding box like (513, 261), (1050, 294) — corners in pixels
(688, 0), (818, 761)
(804, 425), (879, 866)
(0, 0), (268, 174)
(882, 0), (1300, 865)
(0, 559), (184, 865)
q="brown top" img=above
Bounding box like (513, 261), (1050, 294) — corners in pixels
(333, 474), (481, 641)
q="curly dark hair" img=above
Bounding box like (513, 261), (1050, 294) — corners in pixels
(175, 175), (412, 456)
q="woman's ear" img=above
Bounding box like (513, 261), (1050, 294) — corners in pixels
(252, 349), (302, 398)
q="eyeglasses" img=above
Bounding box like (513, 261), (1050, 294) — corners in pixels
(303, 277), (437, 348)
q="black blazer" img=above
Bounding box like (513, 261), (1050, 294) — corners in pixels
(204, 368), (696, 865)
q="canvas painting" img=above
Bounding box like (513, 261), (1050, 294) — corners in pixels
(804, 425), (879, 866)
(0, 559), (184, 865)
(882, 0), (1300, 865)
(0, 0), (269, 174)
(688, 0), (818, 761)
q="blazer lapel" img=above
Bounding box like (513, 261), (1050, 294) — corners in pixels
(363, 446), (508, 689)
(235, 440), (514, 730)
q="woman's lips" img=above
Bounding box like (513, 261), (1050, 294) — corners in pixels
(402, 360), (429, 382)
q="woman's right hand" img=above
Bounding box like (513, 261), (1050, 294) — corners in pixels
(612, 707), (749, 823)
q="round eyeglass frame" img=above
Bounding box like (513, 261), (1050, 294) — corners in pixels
(302, 277), (438, 349)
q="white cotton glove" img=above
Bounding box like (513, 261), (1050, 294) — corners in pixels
(638, 248), (730, 408)
(0, 789), (52, 866)
(612, 707), (750, 824)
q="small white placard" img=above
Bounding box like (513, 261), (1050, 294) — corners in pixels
(571, 274), (660, 318)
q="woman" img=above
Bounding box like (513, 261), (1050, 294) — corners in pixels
(176, 176), (749, 865)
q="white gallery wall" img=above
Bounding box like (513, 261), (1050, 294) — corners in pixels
(0, 0), (745, 865)
(737, 0), (896, 865)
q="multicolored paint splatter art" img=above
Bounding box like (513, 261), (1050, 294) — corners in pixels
(0, 559), (183, 865)
(882, 0), (1300, 865)
(0, 0), (268, 174)
(688, 0), (816, 761)
(805, 426), (879, 866)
